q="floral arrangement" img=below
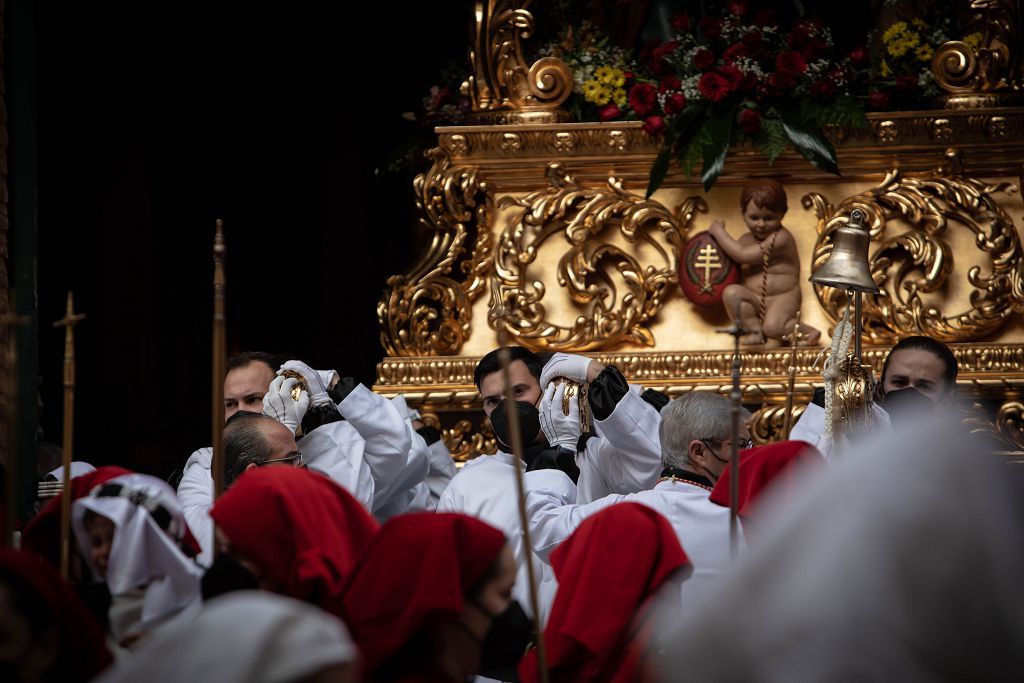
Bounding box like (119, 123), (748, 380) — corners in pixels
(867, 15), (981, 108)
(639, 3), (869, 194)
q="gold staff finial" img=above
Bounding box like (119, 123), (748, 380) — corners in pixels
(53, 291), (86, 579)
(782, 311), (805, 440)
(212, 220), (227, 500)
(1, 304), (30, 546)
(717, 303), (748, 560)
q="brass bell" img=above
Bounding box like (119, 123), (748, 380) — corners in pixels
(810, 208), (881, 294)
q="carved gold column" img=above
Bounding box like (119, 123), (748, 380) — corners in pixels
(933, 0), (1024, 107)
(463, 0), (573, 124)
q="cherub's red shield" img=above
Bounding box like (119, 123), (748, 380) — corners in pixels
(678, 231), (739, 308)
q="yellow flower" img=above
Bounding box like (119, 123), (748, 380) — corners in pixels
(880, 60), (891, 77)
(887, 32), (919, 58)
(594, 85), (613, 106)
(963, 32), (983, 50)
(608, 69), (625, 89)
(612, 87), (627, 106)
(911, 18), (927, 30)
(883, 21), (908, 44)
(594, 65), (615, 84)
(916, 44), (933, 62)
(583, 79), (603, 102)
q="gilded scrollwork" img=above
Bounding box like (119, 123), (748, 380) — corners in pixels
(487, 163), (693, 351)
(805, 158), (1024, 344)
(377, 149), (493, 356)
(442, 419), (498, 462)
(932, 0), (1023, 105)
(749, 403), (807, 446)
(463, 1), (573, 123)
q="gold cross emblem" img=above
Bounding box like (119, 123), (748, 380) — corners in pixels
(695, 243), (721, 293)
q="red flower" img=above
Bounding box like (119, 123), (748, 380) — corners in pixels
(698, 71), (734, 102)
(598, 103), (623, 121)
(660, 75), (682, 92)
(776, 50), (807, 74)
(753, 9), (778, 27)
(738, 108), (762, 134)
(723, 43), (747, 64)
(671, 11), (691, 32)
(698, 16), (722, 41)
(849, 46), (870, 68)
(739, 72), (758, 92)
(742, 30), (764, 52)
(643, 115), (666, 136)
(664, 92), (687, 114)
(787, 25), (811, 49)
(769, 69), (798, 90)
(651, 41), (680, 62)
(623, 71), (636, 84)
(727, 1), (748, 17)
(717, 65), (744, 86)
(809, 79), (837, 101)
(802, 39), (829, 62)
(895, 74), (918, 93)
(867, 90), (891, 109)
(693, 48), (716, 71)
(628, 83), (658, 117)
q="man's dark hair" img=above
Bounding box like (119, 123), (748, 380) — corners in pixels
(224, 411), (274, 487)
(226, 351), (287, 375)
(881, 335), (959, 394)
(473, 346), (546, 389)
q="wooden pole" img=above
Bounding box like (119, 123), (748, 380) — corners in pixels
(782, 311), (803, 440)
(496, 346), (549, 683)
(53, 292), (85, 579)
(212, 220), (226, 499)
(718, 303), (747, 561)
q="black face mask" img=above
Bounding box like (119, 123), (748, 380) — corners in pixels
(881, 387), (935, 424)
(489, 400), (542, 453)
(201, 553), (259, 601)
(477, 600), (534, 679)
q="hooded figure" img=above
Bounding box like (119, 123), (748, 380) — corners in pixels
(208, 466), (379, 614)
(71, 473), (203, 648)
(519, 503), (690, 683)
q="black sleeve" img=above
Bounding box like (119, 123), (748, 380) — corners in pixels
(640, 388), (670, 411)
(587, 365), (631, 421)
(525, 447), (581, 484)
(300, 403), (345, 436)
(328, 377), (357, 404)
(811, 386), (826, 408)
(416, 425), (442, 445)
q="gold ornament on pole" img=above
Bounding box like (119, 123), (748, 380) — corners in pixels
(717, 303), (748, 560)
(212, 220), (227, 499)
(463, 0), (573, 124)
(53, 292), (85, 580)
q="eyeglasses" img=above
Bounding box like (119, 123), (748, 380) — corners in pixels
(701, 438), (754, 452)
(259, 452), (303, 467)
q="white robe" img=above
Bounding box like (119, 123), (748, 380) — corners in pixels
(524, 469), (740, 613)
(789, 401), (891, 463)
(177, 383), (413, 563)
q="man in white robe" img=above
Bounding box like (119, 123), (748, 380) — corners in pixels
(524, 391), (750, 613)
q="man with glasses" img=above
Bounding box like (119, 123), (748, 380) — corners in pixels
(224, 412), (305, 488)
(523, 391), (751, 611)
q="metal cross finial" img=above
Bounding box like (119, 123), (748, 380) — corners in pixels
(53, 291), (85, 579)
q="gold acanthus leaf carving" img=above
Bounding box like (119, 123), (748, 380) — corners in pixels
(995, 401), (1024, 450)
(931, 0), (1023, 101)
(488, 163), (694, 351)
(442, 419), (498, 462)
(805, 161), (1024, 344)
(377, 148), (493, 356)
(749, 403), (807, 446)
(463, 1), (572, 120)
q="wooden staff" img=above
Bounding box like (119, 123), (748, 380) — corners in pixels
(717, 303), (747, 561)
(496, 346), (549, 683)
(53, 292), (85, 579)
(1, 305), (29, 546)
(781, 311), (804, 439)
(212, 220), (226, 499)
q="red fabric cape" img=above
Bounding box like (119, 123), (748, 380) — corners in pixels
(21, 465), (132, 566)
(341, 512), (506, 675)
(709, 439), (824, 520)
(519, 502), (690, 683)
(210, 466), (379, 614)
(0, 548), (113, 681)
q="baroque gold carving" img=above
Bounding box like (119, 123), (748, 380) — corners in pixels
(932, 0), (1024, 106)
(749, 403), (807, 446)
(463, 1), (573, 124)
(487, 163), (692, 351)
(377, 149), (493, 356)
(805, 158), (1024, 344)
(442, 419), (498, 462)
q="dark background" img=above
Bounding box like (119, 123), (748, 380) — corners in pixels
(24, 2), (872, 482)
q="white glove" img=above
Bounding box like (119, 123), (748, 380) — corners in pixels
(540, 352), (594, 388)
(263, 376), (311, 434)
(317, 369), (339, 391)
(539, 382), (582, 451)
(278, 360), (333, 407)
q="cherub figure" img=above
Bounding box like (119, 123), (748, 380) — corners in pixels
(708, 179), (820, 346)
